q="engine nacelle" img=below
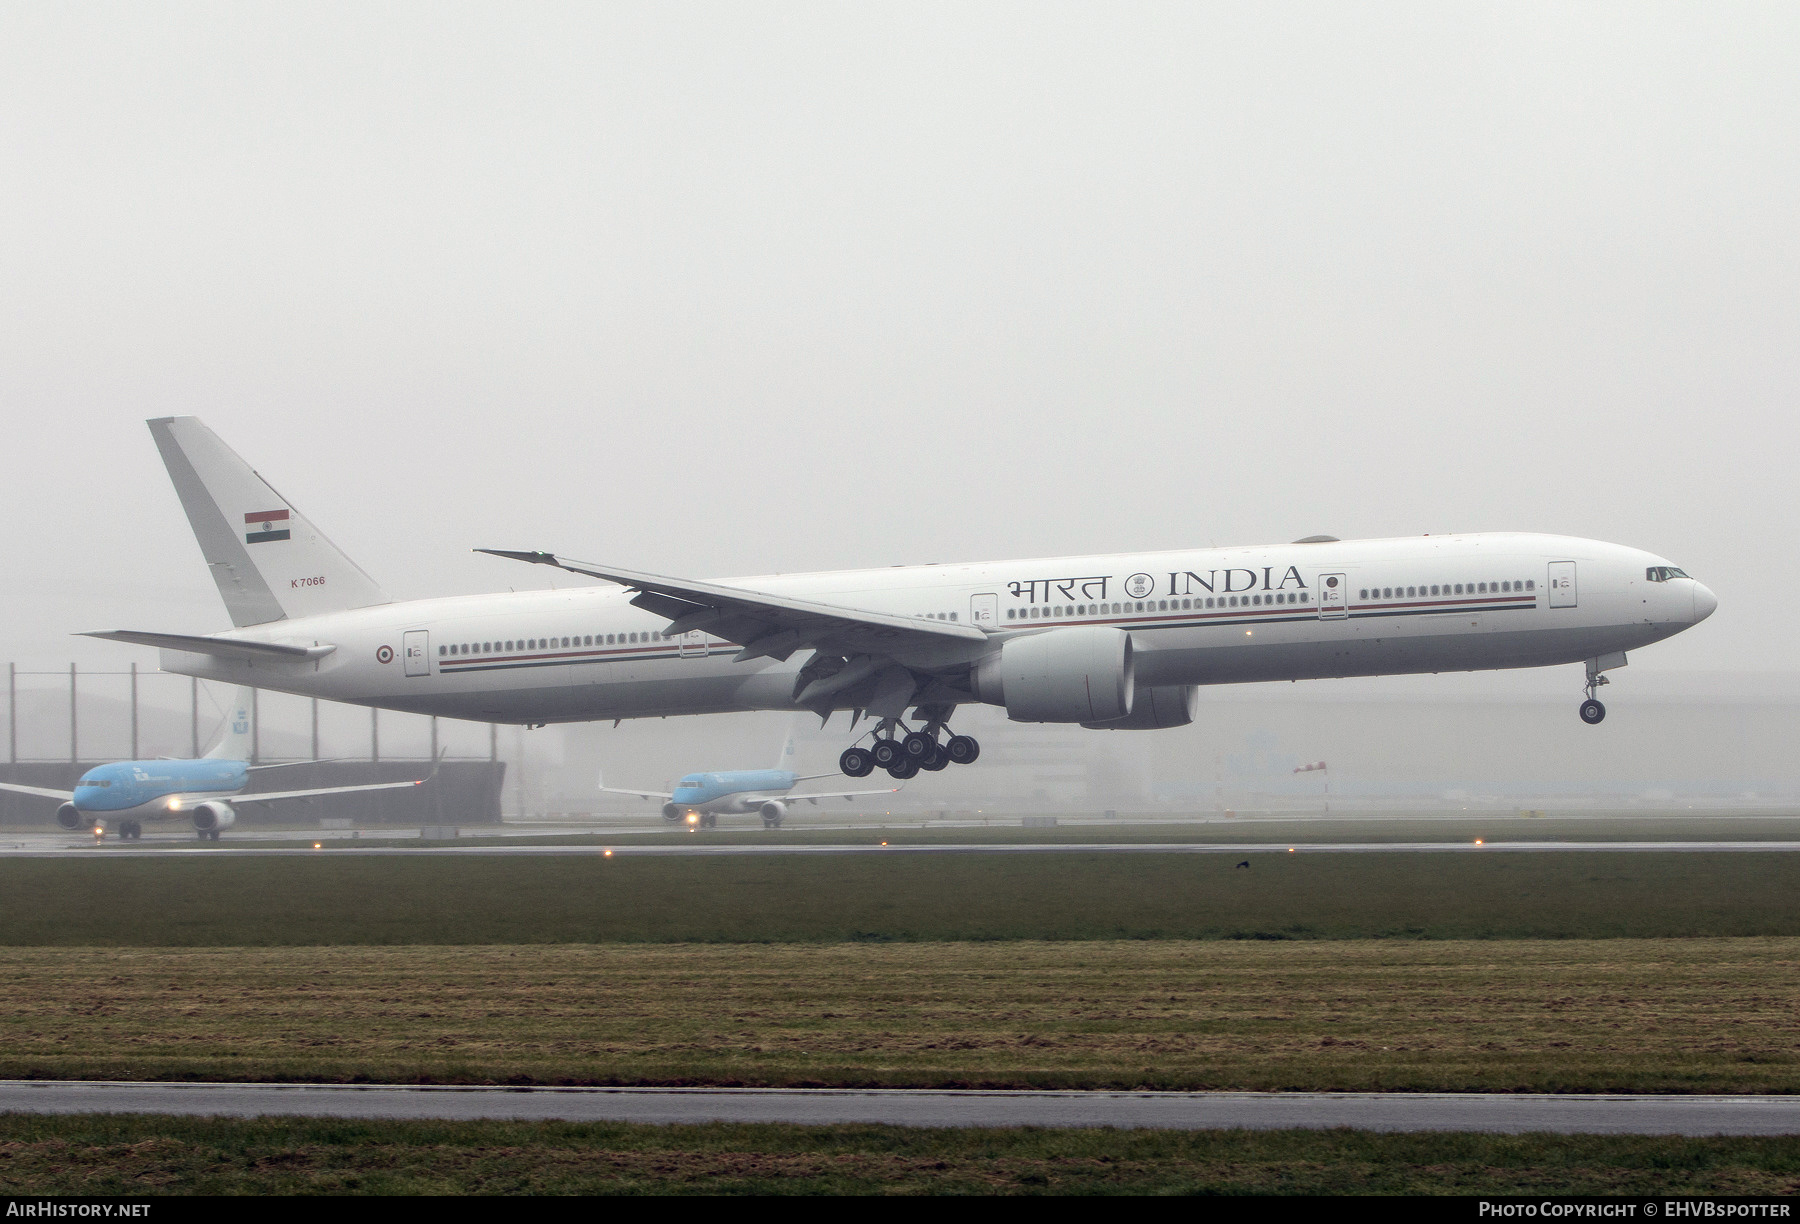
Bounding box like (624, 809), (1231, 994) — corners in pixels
(190, 801), (236, 833)
(974, 625), (1135, 723)
(1082, 685), (1198, 730)
(661, 802), (684, 822)
(55, 803), (82, 831)
(759, 801), (786, 822)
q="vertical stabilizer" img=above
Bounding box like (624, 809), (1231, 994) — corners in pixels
(772, 719), (802, 773)
(203, 687), (256, 760)
(148, 417), (390, 626)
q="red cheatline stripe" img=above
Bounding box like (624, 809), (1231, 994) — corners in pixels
(244, 509), (290, 524)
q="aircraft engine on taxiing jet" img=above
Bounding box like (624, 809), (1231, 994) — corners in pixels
(661, 802), (683, 822)
(759, 800), (786, 829)
(973, 625), (1136, 723)
(190, 801), (236, 834)
(55, 803), (81, 831)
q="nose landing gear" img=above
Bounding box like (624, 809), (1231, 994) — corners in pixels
(1578, 654), (1625, 724)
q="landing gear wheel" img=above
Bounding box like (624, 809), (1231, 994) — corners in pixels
(919, 744), (949, 771)
(887, 757), (920, 780)
(946, 735), (980, 765)
(870, 738), (903, 768)
(1580, 699), (1606, 725)
(902, 731), (935, 759)
(839, 747), (875, 778)
(702, 812), (718, 829)
(762, 812), (783, 830)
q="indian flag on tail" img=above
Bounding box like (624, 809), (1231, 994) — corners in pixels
(244, 509), (290, 544)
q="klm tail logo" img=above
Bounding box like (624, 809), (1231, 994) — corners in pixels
(232, 713), (250, 735)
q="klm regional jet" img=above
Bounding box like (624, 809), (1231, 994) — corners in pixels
(89, 419), (1716, 783)
(599, 726), (898, 829)
(0, 686), (431, 840)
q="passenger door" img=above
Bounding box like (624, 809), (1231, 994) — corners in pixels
(969, 593), (999, 629)
(1317, 574), (1348, 620)
(1548, 561), (1578, 608)
(403, 630), (431, 677)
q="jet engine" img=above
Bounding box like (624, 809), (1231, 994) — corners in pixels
(661, 802), (682, 822)
(1081, 685), (1198, 730)
(55, 803), (81, 831)
(973, 626), (1135, 722)
(759, 801), (786, 828)
(190, 801), (236, 833)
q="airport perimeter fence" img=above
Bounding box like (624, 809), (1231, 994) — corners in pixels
(0, 664), (507, 826)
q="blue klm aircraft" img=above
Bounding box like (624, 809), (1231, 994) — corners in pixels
(600, 726), (898, 829)
(0, 687), (431, 840)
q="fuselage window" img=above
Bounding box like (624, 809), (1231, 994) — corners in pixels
(1526, 580), (1535, 590)
(1006, 609), (1015, 620)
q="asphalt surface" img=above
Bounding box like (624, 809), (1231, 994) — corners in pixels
(3, 1082), (1798, 1133)
(4, 839), (1800, 857)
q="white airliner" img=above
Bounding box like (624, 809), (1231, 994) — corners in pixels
(89, 418), (1716, 781)
(599, 727), (899, 829)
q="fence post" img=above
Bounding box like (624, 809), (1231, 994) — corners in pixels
(8, 663), (14, 764)
(251, 688), (260, 765)
(371, 707), (379, 764)
(69, 663), (77, 764)
(430, 716), (438, 762)
(190, 677), (199, 757)
(311, 698), (319, 761)
(130, 662), (139, 760)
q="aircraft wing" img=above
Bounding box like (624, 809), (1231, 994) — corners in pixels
(477, 550), (986, 663)
(81, 630), (335, 662)
(0, 782), (73, 801)
(788, 786), (903, 803)
(599, 786), (674, 800)
(233, 778), (429, 804)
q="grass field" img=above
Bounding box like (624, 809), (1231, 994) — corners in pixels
(3, 939), (1797, 1091)
(3, 849), (1799, 945)
(4, 1114), (1799, 1195)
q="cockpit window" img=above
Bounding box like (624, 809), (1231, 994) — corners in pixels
(76, 778), (109, 788)
(1646, 566), (1691, 582)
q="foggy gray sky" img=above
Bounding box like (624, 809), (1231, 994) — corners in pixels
(4, 2), (1795, 687)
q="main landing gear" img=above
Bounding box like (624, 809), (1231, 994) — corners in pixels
(839, 716), (980, 780)
(116, 820), (143, 840)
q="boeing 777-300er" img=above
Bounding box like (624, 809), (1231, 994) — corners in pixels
(88, 418), (1717, 781)
(0, 685), (432, 840)
(599, 725), (899, 828)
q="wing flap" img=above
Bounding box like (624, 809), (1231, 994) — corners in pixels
(478, 550), (987, 663)
(233, 778), (428, 804)
(0, 782), (74, 802)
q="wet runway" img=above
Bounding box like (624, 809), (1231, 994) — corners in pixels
(3, 838), (1800, 858)
(3, 1081), (1798, 1134)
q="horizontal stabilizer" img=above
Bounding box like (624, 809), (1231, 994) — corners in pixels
(82, 631), (335, 662)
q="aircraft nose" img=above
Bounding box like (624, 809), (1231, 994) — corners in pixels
(1691, 582), (1718, 624)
